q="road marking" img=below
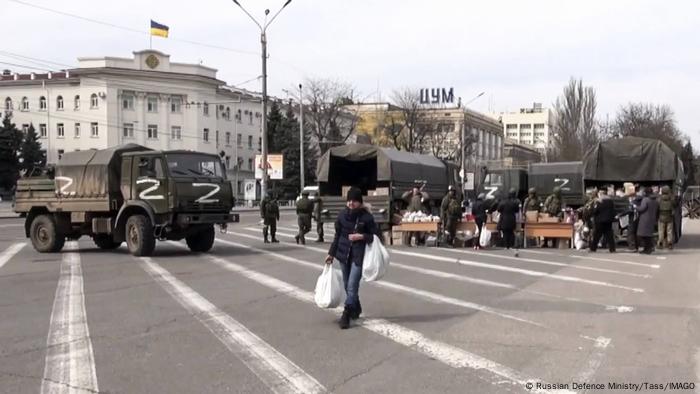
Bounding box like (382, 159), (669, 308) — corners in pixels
(0, 242), (25, 269)
(239, 228), (635, 313)
(218, 237), (544, 328)
(573, 336), (612, 386)
(140, 257), (326, 394)
(41, 242), (99, 394)
(243, 227), (645, 293)
(171, 243), (571, 394)
(516, 248), (661, 269)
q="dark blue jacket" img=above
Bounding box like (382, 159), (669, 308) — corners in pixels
(329, 207), (378, 265)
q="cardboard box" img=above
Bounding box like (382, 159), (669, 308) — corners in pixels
(525, 211), (539, 223)
(372, 187), (390, 196)
(391, 231), (403, 246)
(538, 213), (560, 223)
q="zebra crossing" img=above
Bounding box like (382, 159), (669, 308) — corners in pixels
(0, 216), (688, 393)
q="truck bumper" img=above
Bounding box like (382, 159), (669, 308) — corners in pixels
(175, 213), (239, 226)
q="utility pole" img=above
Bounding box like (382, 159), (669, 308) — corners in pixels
(299, 83), (304, 190)
(232, 0), (292, 199)
(460, 92), (485, 196)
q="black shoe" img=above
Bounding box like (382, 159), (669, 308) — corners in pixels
(315, 239), (324, 243)
(301, 238), (306, 245)
(271, 238), (280, 243)
(339, 309), (351, 329)
(350, 305), (362, 320)
(294, 235), (299, 244)
(264, 238), (270, 244)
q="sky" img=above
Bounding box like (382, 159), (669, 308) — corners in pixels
(3, 0), (699, 145)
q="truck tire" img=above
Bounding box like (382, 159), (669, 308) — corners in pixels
(30, 214), (65, 253)
(125, 215), (156, 256)
(185, 225), (215, 253)
(93, 235), (122, 250)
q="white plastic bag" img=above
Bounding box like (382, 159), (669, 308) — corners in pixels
(479, 229), (491, 248)
(362, 235), (390, 282)
(314, 260), (344, 308)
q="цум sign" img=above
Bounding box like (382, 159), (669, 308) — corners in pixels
(420, 88), (454, 105)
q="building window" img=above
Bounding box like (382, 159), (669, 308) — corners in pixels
(225, 107), (231, 120)
(74, 95), (80, 110)
(226, 132), (231, 145)
(236, 109), (242, 123)
(39, 96), (47, 111)
(4, 97), (11, 112)
(21, 97), (29, 111)
(216, 130), (220, 145)
(248, 112), (253, 125)
(147, 97), (158, 113)
(90, 94), (99, 109)
(39, 124), (47, 138)
(122, 94), (134, 110)
(57, 123), (64, 138)
(74, 123), (80, 138)
(171, 126), (181, 140)
(225, 156), (230, 168)
(58, 149), (65, 160)
(534, 123), (545, 130)
(248, 158), (253, 171)
(91, 122), (99, 137)
(203, 128), (209, 142)
(123, 123), (134, 138)
(22, 124), (29, 133)
(237, 133), (242, 147)
(247, 135), (253, 149)
(171, 96), (182, 113)
(147, 124), (158, 139)
(203, 102), (209, 116)
(56, 96), (64, 111)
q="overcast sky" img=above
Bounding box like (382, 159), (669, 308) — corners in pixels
(3, 0), (699, 144)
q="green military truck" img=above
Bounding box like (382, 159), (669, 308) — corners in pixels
(14, 144), (238, 256)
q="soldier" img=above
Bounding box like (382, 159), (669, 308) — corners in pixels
(260, 191), (280, 243)
(522, 187), (541, 247)
(440, 186), (462, 247)
(541, 187), (563, 248)
(657, 186), (676, 250)
(295, 190), (314, 245)
(401, 184), (429, 246)
(314, 194), (325, 243)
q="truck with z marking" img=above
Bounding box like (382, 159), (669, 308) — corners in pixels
(14, 144), (238, 256)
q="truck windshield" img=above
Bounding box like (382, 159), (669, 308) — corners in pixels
(166, 154), (225, 178)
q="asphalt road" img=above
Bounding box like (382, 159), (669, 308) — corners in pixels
(1, 211), (699, 393)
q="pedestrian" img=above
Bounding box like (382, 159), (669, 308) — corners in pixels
(626, 190), (643, 251)
(657, 185), (676, 250)
(589, 189), (616, 253)
(522, 187), (541, 248)
(314, 194), (325, 243)
(295, 190), (313, 245)
(542, 187), (563, 248)
(636, 187), (659, 254)
(471, 193), (487, 250)
(497, 188), (520, 256)
(260, 191), (280, 243)
(440, 186), (462, 248)
(401, 184), (429, 246)
(325, 187), (378, 329)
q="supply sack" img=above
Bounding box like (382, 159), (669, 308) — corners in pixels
(362, 235), (390, 282)
(479, 229), (492, 247)
(314, 260), (344, 308)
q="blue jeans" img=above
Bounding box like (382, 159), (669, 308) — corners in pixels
(340, 261), (362, 309)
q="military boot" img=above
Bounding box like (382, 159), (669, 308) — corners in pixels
(263, 228), (270, 243)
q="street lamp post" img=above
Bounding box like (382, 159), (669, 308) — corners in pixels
(460, 92), (485, 195)
(299, 83), (304, 191)
(232, 0), (292, 198)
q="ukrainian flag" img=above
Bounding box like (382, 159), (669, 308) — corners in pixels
(150, 20), (169, 38)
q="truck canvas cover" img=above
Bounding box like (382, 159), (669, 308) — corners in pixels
(583, 137), (682, 183)
(528, 161), (584, 205)
(56, 144), (148, 197)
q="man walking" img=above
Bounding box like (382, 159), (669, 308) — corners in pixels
(497, 188), (520, 256)
(440, 187), (462, 247)
(636, 187), (659, 254)
(295, 190), (313, 245)
(314, 194), (325, 243)
(261, 191), (280, 243)
(589, 189), (616, 253)
(657, 186), (676, 250)
(472, 193), (487, 250)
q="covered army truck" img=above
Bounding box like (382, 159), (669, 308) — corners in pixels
(316, 144), (460, 228)
(528, 161), (585, 207)
(14, 144), (238, 256)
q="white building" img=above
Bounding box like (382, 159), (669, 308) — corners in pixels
(498, 103), (555, 157)
(0, 49), (264, 199)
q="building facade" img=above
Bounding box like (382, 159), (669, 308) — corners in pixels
(498, 103), (555, 157)
(0, 49), (264, 200)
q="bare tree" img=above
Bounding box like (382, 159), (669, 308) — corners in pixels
(377, 111), (405, 150)
(551, 78), (600, 161)
(303, 78), (359, 153)
(390, 88), (431, 153)
(613, 103), (684, 154)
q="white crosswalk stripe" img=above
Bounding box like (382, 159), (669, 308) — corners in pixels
(0, 242), (25, 269)
(41, 242), (99, 394)
(140, 257), (327, 394)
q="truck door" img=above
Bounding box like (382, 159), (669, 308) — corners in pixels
(133, 156), (169, 214)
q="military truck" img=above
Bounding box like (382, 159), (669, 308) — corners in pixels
(528, 161), (585, 207)
(316, 144), (460, 229)
(14, 144), (238, 256)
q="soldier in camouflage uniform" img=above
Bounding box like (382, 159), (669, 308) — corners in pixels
(260, 191), (280, 243)
(440, 186), (461, 247)
(541, 187), (563, 248)
(295, 191), (314, 245)
(314, 195), (325, 243)
(657, 186), (676, 249)
(523, 188), (541, 213)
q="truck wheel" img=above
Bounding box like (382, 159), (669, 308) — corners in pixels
(125, 215), (155, 256)
(30, 214), (65, 253)
(93, 235), (122, 250)
(185, 225), (215, 253)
